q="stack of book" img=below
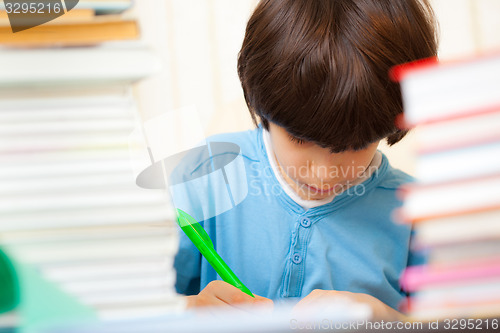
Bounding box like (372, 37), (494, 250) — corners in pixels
(0, 1), (182, 331)
(0, 0), (137, 46)
(393, 53), (500, 320)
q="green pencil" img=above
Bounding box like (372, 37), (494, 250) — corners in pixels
(176, 208), (254, 297)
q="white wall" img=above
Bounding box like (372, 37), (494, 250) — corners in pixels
(134, 0), (500, 175)
(133, 0), (256, 138)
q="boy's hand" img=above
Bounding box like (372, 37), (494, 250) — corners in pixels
(293, 289), (406, 322)
(186, 280), (274, 312)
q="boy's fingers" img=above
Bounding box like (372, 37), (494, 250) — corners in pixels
(253, 294), (273, 303)
(293, 291), (321, 307)
(208, 281), (274, 312)
(186, 294), (233, 310)
(190, 281), (274, 313)
(292, 290), (335, 313)
(252, 295), (274, 314)
(207, 281), (255, 305)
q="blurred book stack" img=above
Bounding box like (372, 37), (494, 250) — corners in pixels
(0, 0), (137, 45)
(393, 53), (500, 320)
(0, 1), (182, 332)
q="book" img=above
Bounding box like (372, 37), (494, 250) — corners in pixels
(393, 52), (500, 126)
(413, 208), (500, 248)
(424, 240), (500, 267)
(408, 300), (500, 321)
(415, 109), (500, 154)
(400, 259), (500, 293)
(0, 42), (162, 87)
(415, 142), (500, 184)
(0, 5), (183, 330)
(37, 257), (174, 282)
(0, 224), (175, 245)
(0, 205), (173, 232)
(404, 275), (500, 320)
(0, 0), (133, 16)
(410, 279), (500, 310)
(398, 174), (500, 222)
(396, 52), (500, 320)
(0, 16), (138, 46)
(0, 8), (95, 24)
(73, 0), (133, 15)
(4, 236), (177, 264)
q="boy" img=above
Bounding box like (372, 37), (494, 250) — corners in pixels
(173, 0), (437, 320)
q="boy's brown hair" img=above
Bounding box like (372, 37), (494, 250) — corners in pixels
(238, 0), (438, 152)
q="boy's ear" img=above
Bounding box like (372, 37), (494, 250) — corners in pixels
(394, 114), (410, 130)
(386, 129), (409, 146)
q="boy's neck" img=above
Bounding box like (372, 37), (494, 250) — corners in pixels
(273, 155), (328, 201)
(273, 151), (382, 201)
(262, 128), (381, 204)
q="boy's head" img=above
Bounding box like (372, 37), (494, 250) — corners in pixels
(238, 0), (438, 153)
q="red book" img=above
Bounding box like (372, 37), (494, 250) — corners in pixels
(391, 51), (500, 126)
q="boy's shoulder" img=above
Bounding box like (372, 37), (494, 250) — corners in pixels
(206, 127), (262, 159)
(172, 128), (261, 175)
(376, 155), (415, 190)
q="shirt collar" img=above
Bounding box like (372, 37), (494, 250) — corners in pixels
(256, 125), (387, 216)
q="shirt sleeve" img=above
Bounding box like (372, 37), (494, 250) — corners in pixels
(174, 227), (202, 295)
(407, 226), (427, 267)
(168, 147), (205, 295)
(403, 226), (427, 298)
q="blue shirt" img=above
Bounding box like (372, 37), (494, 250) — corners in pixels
(173, 126), (420, 310)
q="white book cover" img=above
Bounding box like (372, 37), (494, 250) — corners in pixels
(0, 132), (134, 153)
(426, 240), (500, 266)
(0, 42), (162, 87)
(409, 301), (500, 321)
(0, 204), (173, 231)
(60, 274), (176, 295)
(0, 147), (133, 166)
(0, 85), (134, 119)
(1, 188), (170, 215)
(397, 53), (500, 126)
(0, 158), (138, 179)
(400, 175), (500, 221)
(414, 208), (500, 247)
(416, 142), (500, 184)
(79, 289), (177, 308)
(0, 118), (135, 136)
(41, 258), (174, 282)
(0, 224), (176, 245)
(3, 236), (179, 264)
(0, 172), (139, 195)
(416, 110), (500, 153)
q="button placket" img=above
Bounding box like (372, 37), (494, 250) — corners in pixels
(285, 216), (313, 297)
(300, 217), (311, 228)
(292, 253), (302, 264)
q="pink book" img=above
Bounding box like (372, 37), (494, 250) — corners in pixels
(401, 259), (500, 292)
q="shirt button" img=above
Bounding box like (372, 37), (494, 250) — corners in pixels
(300, 217), (311, 228)
(292, 253), (302, 264)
